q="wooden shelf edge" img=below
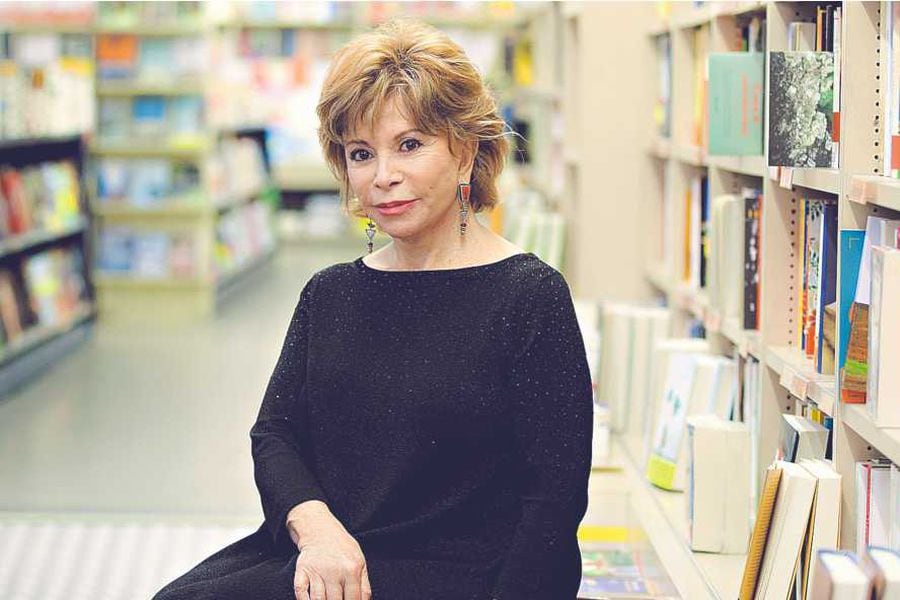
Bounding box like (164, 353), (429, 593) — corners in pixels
(672, 144), (707, 167)
(707, 155), (766, 177)
(0, 305), (94, 369)
(0, 219), (89, 259)
(849, 174), (900, 213)
(842, 404), (900, 465)
(789, 168), (841, 195)
(764, 344), (835, 411)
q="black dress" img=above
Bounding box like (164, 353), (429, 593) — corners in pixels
(153, 252), (593, 600)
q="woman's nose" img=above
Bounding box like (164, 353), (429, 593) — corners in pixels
(373, 156), (402, 189)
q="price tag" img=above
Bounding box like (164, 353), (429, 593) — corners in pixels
(779, 166), (794, 189)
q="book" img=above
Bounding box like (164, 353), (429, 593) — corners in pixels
(740, 467), (782, 600)
(780, 415), (829, 462)
(687, 415), (751, 554)
(708, 194), (745, 320)
(892, 464), (900, 552)
(648, 352), (697, 491)
(857, 460), (892, 555)
(815, 202), (839, 374)
(743, 188), (762, 330)
(708, 52), (764, 156)
(868, 246), (900, 427)
(643, 338), (709, 465)
(654, 34), (672, 138)
(753, 461), (818, 600)
(863, 546), (900, 599)
(810, 551), (872, 600)
(768, 51), (836, 168)
(839, 230), (866, 370)
(626, 307), (671, 440)
(799, 458), (842, 600)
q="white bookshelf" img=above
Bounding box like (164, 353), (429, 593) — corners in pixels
(621, 0), (900, 561)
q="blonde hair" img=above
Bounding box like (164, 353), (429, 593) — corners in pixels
(316, 18), (510, 218)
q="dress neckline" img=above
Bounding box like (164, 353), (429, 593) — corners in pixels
(354, 252), (535, 275)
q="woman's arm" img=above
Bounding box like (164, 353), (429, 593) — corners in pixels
(490, 271), (594, 599)
(250, 274), (329, 549)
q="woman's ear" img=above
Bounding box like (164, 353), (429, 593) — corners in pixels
(458, 139), (478, 181)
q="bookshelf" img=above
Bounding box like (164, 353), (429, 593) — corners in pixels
(0, 134), (96, 397)
(87, 2), (279, 321)
(613, 0), (900, 581)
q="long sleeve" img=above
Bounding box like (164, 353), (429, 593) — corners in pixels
(491, 272), (593, 599)
(250, 273), (329, 549)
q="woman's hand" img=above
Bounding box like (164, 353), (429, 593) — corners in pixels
(287, 501), (372, 600)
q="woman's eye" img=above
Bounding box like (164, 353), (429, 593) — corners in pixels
(400, 138), (422, 152)
(349, 149), (371, 162)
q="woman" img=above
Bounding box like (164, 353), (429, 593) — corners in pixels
(154, 18), (592, 600)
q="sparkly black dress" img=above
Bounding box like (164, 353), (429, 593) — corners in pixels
(153, 252), (593, 600)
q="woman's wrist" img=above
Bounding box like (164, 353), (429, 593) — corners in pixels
(286, 500), (333, 549)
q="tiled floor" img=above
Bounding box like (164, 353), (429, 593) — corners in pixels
(0, 238), (679, 599)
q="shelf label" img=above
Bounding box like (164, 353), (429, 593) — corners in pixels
(779, 166), (794, 189)
(780, 365), (809, 400)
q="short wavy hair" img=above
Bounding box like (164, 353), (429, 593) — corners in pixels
(316, 18), (510, 218)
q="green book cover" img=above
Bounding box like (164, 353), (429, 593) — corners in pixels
(708, 53), (764, 156)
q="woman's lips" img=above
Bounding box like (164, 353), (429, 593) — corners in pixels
(375, 199), (417, 216)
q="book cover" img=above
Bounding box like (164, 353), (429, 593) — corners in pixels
(867, 246), (900, 427)
(839, 230), (866, 370)
(132, 95), (167, 139)
(648, 353), (697, 491)
(743, 189), (761, 330)
(768, 52), (836, 168)
(708, 52), (764, 156)
(815, 202), (838, 373)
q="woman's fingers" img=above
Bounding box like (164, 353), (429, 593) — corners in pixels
(307, 571), (326, 600)
(293, 567), (311, 600)
(360, 563), (373, 600)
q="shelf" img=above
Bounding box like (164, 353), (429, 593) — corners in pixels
(0, 305), (94, 397)
(706, 155), (766, 177)
(720, 316), (762, 359)
(808, 380), (836, 418)
(670, 283), (708, 321)
(647, 21), (670, 37)
(96, 83), (205, 97)
(95, 274), (209, 290)
(788, 168), (841, 195)
(0, 134), (83, 151)
(849, 174), (900, 213)
(94, 24), (205, 36)
(274, 160), (338, 191)
(764, 345), (836, 411)
(1, 24), (93, 35)
(0, 219), (88, 260)
(90, 141), (210, 159)
(219, 19), (355, 31)
(672, 7), (714, 30)
(0, 305), (94, 370)
(619, 435), (744, 600)
(672, 144), (706, 168)
(649, 138), (671, 160)
(712, 1), (768, 17)
(842, 404), (900, 465)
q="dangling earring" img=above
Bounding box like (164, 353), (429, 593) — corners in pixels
(365, 217), (376, 254)
(457, 182), (471, 236)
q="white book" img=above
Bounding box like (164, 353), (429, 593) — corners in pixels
(811, 551), (872, 600)
(754, 461), (818, 600)
(872, 463), (893, 550)
(855, 216), (900, 305)
(867, 246), (900, 427)
(800, 459), (842, 600)
(864, 546), (900, 600)
(648, 352), (698, 491)
(780, 415), (829, 462)
(598, 304), (636, 433)
(891, 464), (900, 552)
(644, 338), (710, 466)
(687, 415), (751, 554)
(627, 308), (671, 439)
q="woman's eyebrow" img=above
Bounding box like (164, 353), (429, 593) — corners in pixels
(345, 129), (424, 146)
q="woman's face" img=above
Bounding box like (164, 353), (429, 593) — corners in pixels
(344, 97), (473, 242)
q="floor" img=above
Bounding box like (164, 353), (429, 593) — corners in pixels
(0, 237), (679, 599)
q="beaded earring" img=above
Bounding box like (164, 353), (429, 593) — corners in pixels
(365, 218), (376, 254)
(457, 182), (471, 236)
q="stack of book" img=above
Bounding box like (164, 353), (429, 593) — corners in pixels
(0, 245), (90, 351)
(0, 160), (83, 237)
